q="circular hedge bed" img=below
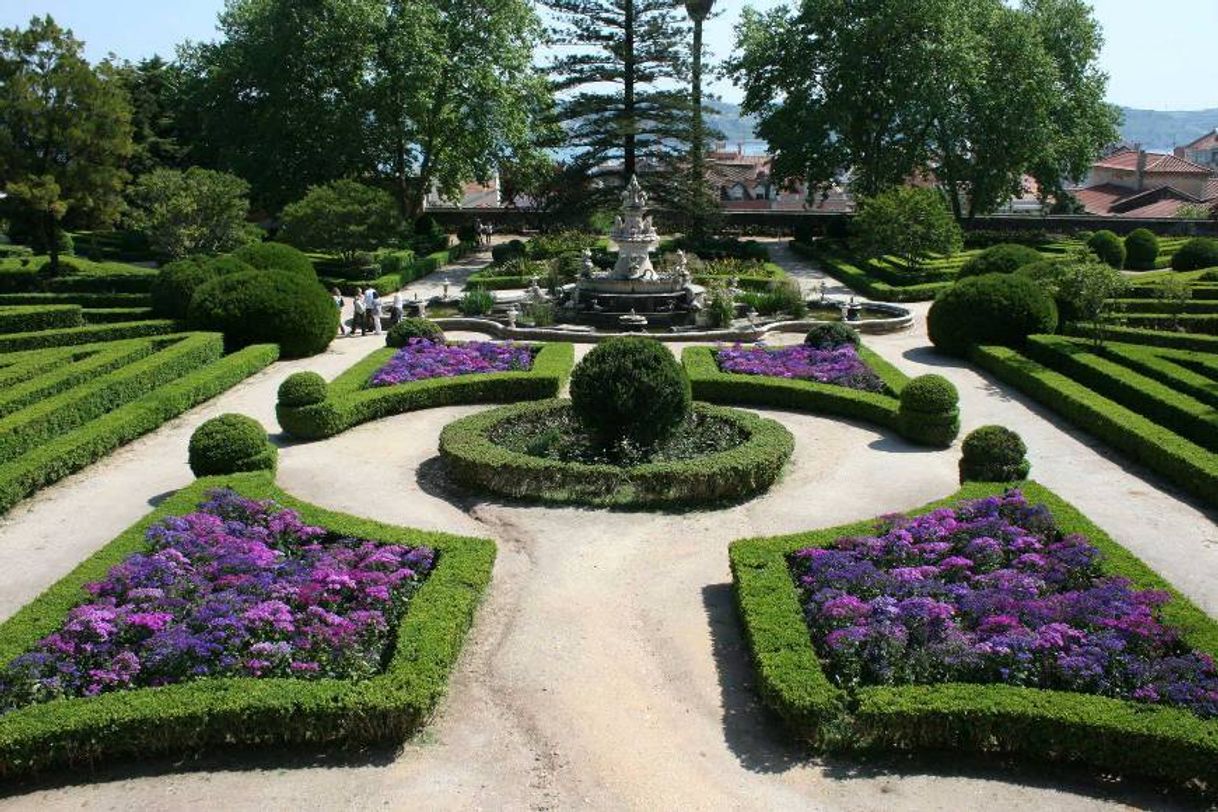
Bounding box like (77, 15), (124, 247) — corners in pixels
(439, 399), (794, 508)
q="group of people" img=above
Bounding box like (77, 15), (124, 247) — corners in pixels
(332, 287), (405, 337)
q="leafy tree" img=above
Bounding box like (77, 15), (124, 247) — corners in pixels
(1055, 256), (1127, 347)
(279, 180), (401, 265)
(114, 56), (187, 177)
(125, 167), (258, 258)
(0, 15), (132, 270)
(1153, 276), (1191, 332)
(854, 187), (962, 272)
(542, 0), (692, 188)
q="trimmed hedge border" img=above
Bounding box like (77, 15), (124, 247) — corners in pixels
(970, 343), (1218, 507)
(321, 241), (476, 296)
(0, 305), (83, 334)
(729, 481), (1218, 791)
(438, 399), (795, 507)
(1062, 323), (1218, 353)
(277, 342), (574, 440)
(683, 345), (957, 447)
(81, 307), (155, 324)
(0, 320), (177, 354)
(0, 292), (150, 308)
(0, 472), (494, 778)
(0, 342), (279, 515)
(789, 241), (952, 302)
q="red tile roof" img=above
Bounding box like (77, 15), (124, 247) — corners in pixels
(1203, 178), (1218, 202)
(1074, 184), (1131, 215)
(1179, 129), (1218, 152)
(1094, 148), (1211, 175)
(1073, 182), (1208, 218)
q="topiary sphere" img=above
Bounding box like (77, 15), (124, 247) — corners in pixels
(1124, 228), (1160, 271)
(150, 259), (220, 319)
(233, 241), (316, 278)
(187, 269), (338, 358)
(959, 425), (1031, 484)
(1171, 238), (1218, 271)
(569, 337), (691, 449)
(898, 375), (960, 448)
(900, 374), (959, 414)
(804, 322), (860, 349)
(1086, 229), (1125, 269)
(957, 243), (1044, 279)
(277, 371), (328, 407)
(188, 413), (276, 477)
(386, 317), (445, 348)
(928, 274), (1058, 357)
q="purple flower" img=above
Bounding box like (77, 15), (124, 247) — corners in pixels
(370, 339), (536, 387)
(716, 343), (885, 393)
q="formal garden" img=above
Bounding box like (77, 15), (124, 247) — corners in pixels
(1, 0), (1218, 808)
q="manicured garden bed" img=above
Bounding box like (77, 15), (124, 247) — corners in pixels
(0, 472), (494, 778)
(730, 481), (1218, 790)
(370, 339), (536, 387)
(277, 341), (574, 440)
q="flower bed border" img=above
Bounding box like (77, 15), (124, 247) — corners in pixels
(0, 472), (495, 779)
(277, 342), (575, 440)
(439, 399), (794, 508)
(729, 480), (1218, 791)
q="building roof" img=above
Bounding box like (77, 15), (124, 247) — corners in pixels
(1203, 177), (1218, 202)
(1179, 129), (1218, 152)
(1093, 148), (1211, 175)
(1074, 182), (1206, 218)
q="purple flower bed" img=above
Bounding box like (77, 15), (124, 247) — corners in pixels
(793, 490), (1218, 718)
(370, 338), (535, 387)
(0, 490), (434, 712)
(716, 343), (884, 392)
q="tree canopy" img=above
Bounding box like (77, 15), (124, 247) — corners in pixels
(125, 167), (258, 258)
(279, 180), (401, 264)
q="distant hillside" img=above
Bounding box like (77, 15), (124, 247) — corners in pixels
(706, 102), (1218, 156)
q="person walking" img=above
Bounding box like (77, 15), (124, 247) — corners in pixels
(353, 287), (367, 336)
(366, 288), (382, 334)
(332, 287), (346, 335)
(390, 291), (404, 327)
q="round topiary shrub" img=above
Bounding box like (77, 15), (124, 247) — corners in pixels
(150, 258), (219, 319)
(928, 274), (1059, 357)
(957, 243), (1044, 278)
(898, 374), (960, 448)
(386, 317), (445, 348)
(187, 270), (338, 358)
(1124, 228), (1160, 271)
(233, 242), (316, 278)
(1171, 237), (1218, 271)
(804, 322), (860, 349)
(569, 337), (691, 450)
(959, 425), (1031, 484)
(188, 413), (277, 477)
(491, 239), (527, 265)
(1086, 230), (1125, 269)
(277, 371), (328, 407)
(205, 254), (256, 276)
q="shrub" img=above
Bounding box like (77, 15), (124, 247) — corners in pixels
(959, 425), (1031, 483)
(277, 371), (328, 408)
(928, 274), (1058, 356)
(1201, 269), (1218, 283)
(205, 255), (255, 276)
(458, 289), (494, 317)
(187, 270), (337, 358)
(386, 317), (445, 347)
(1124, 228), (1160, 271)
(279, 180), (401, 267)
(957, 243), (1043, 278)
(898, 374), (960, 448)
(456, 223), (478, 244)
(853, 187), (962, 271)
(187, 413), (276, 477)
(1171, 238), (1218, 271)
(1087, 230), (1126, 269)
(124, 167), (257, 258)
(232, 242), (316, 279)
(804, 322), (860, 349)
(149, 258), (219, 319)
(569, 337), (691, 450)
(491, 240), (527, 265)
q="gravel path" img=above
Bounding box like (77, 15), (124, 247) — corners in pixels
(0, 244), (1211, 810)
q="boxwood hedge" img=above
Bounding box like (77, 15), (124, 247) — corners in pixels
(277, 342), (575, 440)
(0, 305), (83, 334)
(0, 472), (494, 778)
(438, 399), (794, 507)
(0, 320), (177, 354)
(729, 481), (1218, 791)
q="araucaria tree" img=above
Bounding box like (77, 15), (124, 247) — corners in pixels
(727, 0), (1119, 215)
(543, 0), (692, 187)
(0, 16), (132, 268)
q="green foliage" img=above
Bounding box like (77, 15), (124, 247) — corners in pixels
(0, 473), (493, 777)
(1086, 229), (1125, 269)
(386, 318), (445, 348)
(279, 180), (401, 265)
(232, 242), (316, 279)
(957, 243), (1043, 279)
(526, 230), (597, 259)
(277, 342), (574, 441)
(276, 371), (328, 408)
(1171, 238), (1218, 271)
(491, 240), (528, 265)
(124, 168), (258, 259)
(789, 241), (951, 302)
(1054, 258), (1128, 346)
(928, 274), (1058, 356)
(458, 289), (494, 317)
(569, 337), (691, 451)
(804, 322), (860, 349)
(959, 425), (1030, 483)
(0, 305), (83, 334)
(854, 188), (963, 271)
(187, 413), (275, 476)
(897, 374), (961, 447)
(187, 270), (337, 358)
(0, 320), (175, 354)
(149, 258), (218, 319)
(705, 286), (735, 328)
(112, 56), (186, 178)
(1124, 228), (1160, 271)
(440, 400), (793, 507)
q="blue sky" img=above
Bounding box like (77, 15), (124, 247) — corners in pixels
(3, 0), (1216, 111)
